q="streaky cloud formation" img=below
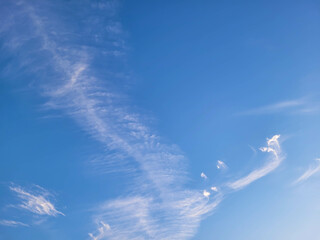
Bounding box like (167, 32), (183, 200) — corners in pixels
(294, 158), (320, 184)
(89, 194), (223, 240)
(0, 1), (288, 239)
(237, 98), (318, 115)
(228, 135), (283, 190)
(9, 184), (64, 217)
(4, 2), (222, 239)
(0, 220), (29, 227)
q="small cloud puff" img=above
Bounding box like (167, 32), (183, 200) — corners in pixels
(210, 186), (218, 192)
(203, 190), (211, 198)
(200, 172), (208, 179)
(217, 160), (227, 170)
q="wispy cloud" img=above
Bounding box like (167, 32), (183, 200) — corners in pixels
(9, 184), (64, 217)
(89, 221), (111, 240)
(217, 160), (227, 170)
(211, 186), (218, 192)
(237, 98), (318, 115)
(294, 158), (320, 184)
(3, 2), (222, 239)
(0, 220), (29, 227)
(1, 1), (287, 239)
(200, 172), (208, 179)
(248, 145), (257, 156)
(89, 193), (223, 240)
(228, 135), (283, 190)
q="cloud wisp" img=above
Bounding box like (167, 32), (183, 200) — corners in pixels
(9, 185), (64, 217)
(88, 221), (111, 240)
(294, 158), (320, 184)
(217, 160), (227, 170)
(228, 135), (283, 190)
(211, 186), (218, 192)
(237, 98), (319, 116)
(0, 220), (29, 227)
(201, 172), (208, 179)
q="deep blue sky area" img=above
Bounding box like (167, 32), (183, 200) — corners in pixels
(1, 1), (320, 239)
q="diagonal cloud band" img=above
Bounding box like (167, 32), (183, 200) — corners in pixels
(228, 135), (283, 190)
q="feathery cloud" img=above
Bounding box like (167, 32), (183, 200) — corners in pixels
(89, 193), (223, 240)
(5, 3), (221, 239)
(0, 220), (29, 227)
(237, 98), (318, 115)
(228, 135), (283, 190)
(89, 221), (111, 240)
(0, 2), (286, 239)
(9, 185), (64, 217)
(294, 158), (320, 184)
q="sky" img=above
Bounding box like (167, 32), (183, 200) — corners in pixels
(1, 0), (320, 239)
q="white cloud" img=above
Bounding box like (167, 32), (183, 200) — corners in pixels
(8, 4), (222, 239)
(2, 3), (287, 239)
(9, 185), (64, 217)
(203, 190), (210, 198)
(211, 186), (218, 192)
(200, 172), (208, 179)
(294, 158), (320, 184)
(0, 220), (29, 227)
(228, 135), (283, 190)
(217, 160), (227, 169)
(237, 98), (318, 115)
(89, 193), (223, 240)
(89, 221), (111, 240)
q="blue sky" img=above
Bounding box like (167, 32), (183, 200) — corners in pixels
(1, 0), (320, 239)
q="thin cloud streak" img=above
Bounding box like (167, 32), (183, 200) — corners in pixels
(228, 135), (283, 190)
(9, 185), (64, 217)
(237, 98), (318, 115)
(0, 220), (29, 227)
(294, 158), (320, 184)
